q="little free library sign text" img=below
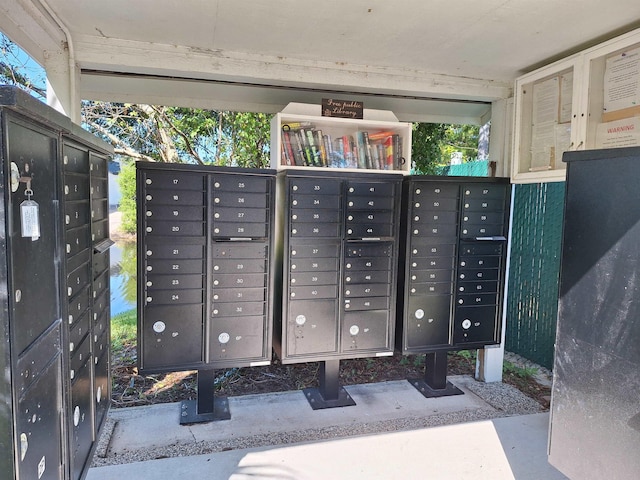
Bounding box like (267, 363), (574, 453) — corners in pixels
(322, 99), (364, 119)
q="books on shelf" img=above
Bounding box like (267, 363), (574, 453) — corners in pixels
(280, 122), (404, 170)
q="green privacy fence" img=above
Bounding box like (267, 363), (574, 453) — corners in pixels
(505, 182), (565, 369)
(435, 160), (489, 177)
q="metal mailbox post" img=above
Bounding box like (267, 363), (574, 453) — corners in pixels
(0, 86), (113, 480)
(397, 176), (510, 396)
(137, 162), (277, 423)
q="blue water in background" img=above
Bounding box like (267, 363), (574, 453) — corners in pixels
(109, 242), (136, 316)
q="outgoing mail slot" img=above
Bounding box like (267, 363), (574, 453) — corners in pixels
(146, 273), (204, 291)
(146, 258), (204, 275)
(145, 220), (205, 237)
(213, 191), (267, 209)
(459, 242), (503, 256)
(212, 272), (266, 288)
(213, 206), (268, 223)
(146, 205), (205, 222)
(212, 175), (269, 193)
(212, 301), (265, 317)
(212, 257), (265, 273)
(144, 189), (204, 206)
(143, 171), (205, 191)
(213, 243), (267, 259)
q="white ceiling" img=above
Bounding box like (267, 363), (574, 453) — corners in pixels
(3, 0), (640, 122)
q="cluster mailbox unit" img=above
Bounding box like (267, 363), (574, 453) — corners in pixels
(0, 86), (113, 480)
(397, 177), (510, 395)
(136, 163), (277, 422)
(274, 169), (404, 407)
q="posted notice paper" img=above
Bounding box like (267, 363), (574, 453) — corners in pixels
(595, 117), (640, 148)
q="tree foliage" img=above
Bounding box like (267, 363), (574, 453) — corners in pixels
(411, 123), (480, 174)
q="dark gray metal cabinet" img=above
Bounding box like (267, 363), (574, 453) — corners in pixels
(274, 169), (403, 363)
(397, 176), (510, 354)
(549, 147), (640, 479)
(137, 163), (276, 373)
(0, 86), (112, 480)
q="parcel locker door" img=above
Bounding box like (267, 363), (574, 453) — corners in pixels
(141, 304), (205, 371)
(209, 316), (266, 362)
(6, 118), (61, 356)
(15, 357), (64, 480)
(287, 300), (339, 357)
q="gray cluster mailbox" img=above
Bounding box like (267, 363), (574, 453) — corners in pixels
(0, 86), (112, 480)
(136, 162), (277, 422)
(397, 176), (510, 395)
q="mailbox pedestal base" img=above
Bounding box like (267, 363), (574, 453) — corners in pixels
(303, 360), (356, 410)
(408, 351), (464, 398)
(180, 369), (231, 424)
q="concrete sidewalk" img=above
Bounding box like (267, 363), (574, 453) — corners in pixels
(87, 376), (567, 480)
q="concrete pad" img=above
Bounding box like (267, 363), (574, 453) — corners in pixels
(106, 377), (490, 456)
(87, 413), (567, 480)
